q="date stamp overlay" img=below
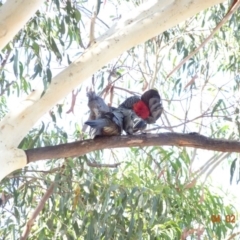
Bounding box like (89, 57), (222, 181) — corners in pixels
(211, 214), (236, 223)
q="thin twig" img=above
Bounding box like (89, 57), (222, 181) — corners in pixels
(113, 86), (140, 96)
(0, 81), (15, 96)
(167, 1), (240, 78)
(0, 49), (11, 70)
(20, 183), (55, 240)
(78, 6), (110, 29)
(202, 152), (232, 186)
(86, 161), (122, 168)
(87, 0), (99, 47)
(227, 231), (240, 240)
(66, 89), (80, 114)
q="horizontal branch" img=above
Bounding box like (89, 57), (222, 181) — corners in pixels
(25, 133), (240, 163)
(0, 0), (225, 148)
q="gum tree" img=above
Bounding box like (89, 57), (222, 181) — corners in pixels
(0, 0), (239, 239)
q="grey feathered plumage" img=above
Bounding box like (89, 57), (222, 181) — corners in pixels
(86, 91), (146, 138)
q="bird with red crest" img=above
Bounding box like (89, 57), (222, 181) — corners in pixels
(118, 89), (163, 124)
(85, 90), (147, 138)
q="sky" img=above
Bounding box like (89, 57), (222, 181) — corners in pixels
(16, 0), (240, 216)
(1, 0), (239, 235)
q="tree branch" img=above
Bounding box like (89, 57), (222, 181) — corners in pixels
(86, 161), (122, 168)
(167, 0), (240, 78)
(20, 183), (55, 240)
(25, 133), (240, 163)
(0, 0), (227, 181)
(0, 0), (44, 50)
(0, 0), (226, 148)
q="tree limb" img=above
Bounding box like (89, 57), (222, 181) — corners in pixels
(0, 0), (226, 148)
(25, 133), (240, 163)
(0, 0), (44, 50)
(20, 183), (55, 240)
(0, 0), (227, 181)
(167, 0), (240, 78)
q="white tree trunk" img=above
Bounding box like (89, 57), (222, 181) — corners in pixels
(0, 0), (225, 181)
(0, 0), (44, 50)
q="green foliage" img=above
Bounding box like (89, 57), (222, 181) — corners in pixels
(1, 150), (238, 239)
(0, 0), (240, 239)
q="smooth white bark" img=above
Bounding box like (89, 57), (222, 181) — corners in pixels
(0, 0), (225, 181)
(1, 87), (44, 147)
(1, 148), (27, 177)
(0, 0), (44, 50)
